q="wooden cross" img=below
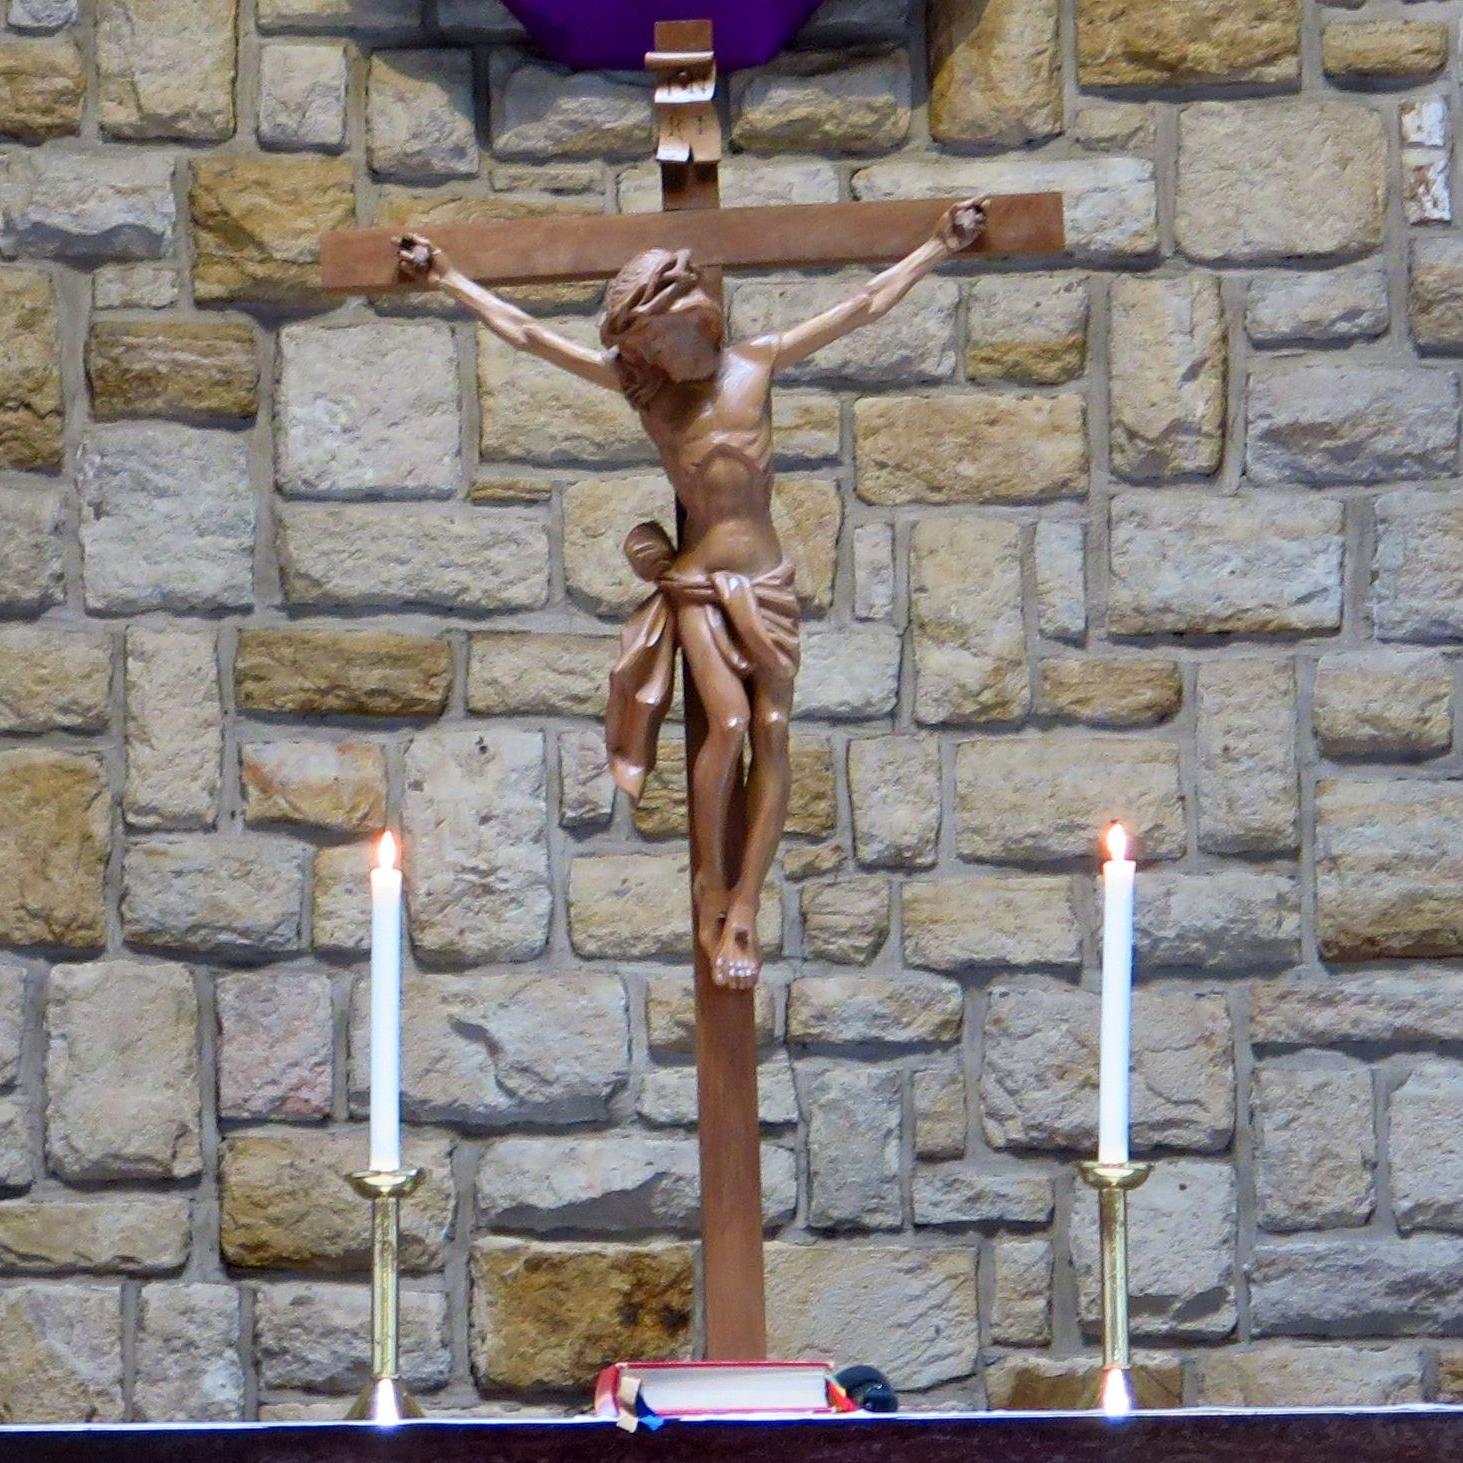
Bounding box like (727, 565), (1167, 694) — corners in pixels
(322, 21), (1064, 1364)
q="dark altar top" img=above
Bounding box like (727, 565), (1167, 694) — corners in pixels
(9, 1409), (1463, 1463)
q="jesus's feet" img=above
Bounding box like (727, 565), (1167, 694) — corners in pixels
(712, 904), (762, 990)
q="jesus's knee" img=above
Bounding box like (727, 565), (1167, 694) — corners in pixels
(710, 707), (750, 745)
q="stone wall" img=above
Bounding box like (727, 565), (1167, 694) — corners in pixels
(2, 0), (1463, 1423)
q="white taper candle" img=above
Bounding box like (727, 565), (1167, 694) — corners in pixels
(1098, 822), (1136, 1167)
(369, 830), (403, 1173)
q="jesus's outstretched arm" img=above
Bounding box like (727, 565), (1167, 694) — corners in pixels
(769, 197), (987, 372)
(397, 234), (622, 393)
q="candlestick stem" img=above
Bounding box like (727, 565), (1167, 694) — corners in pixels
(1077, 1160), (1151, 1415)
(344, 1167), (424, 1423)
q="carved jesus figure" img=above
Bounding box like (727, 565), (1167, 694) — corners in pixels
(400, 196), (986, 989)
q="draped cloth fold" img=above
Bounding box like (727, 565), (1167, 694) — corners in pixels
(605, 522), (800, 803)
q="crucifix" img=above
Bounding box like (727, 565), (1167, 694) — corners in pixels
(322, 19), (1064, 1363)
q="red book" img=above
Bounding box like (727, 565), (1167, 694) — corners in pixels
(593, 1360), (856, 1430)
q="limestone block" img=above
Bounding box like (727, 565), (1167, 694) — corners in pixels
(1135, 869), (1301, 970)
(852, 522), (894, 620)
(807, 1067), (902, 1229)
(1247, 362), (1459, 486)
(1035, 519), (1086, 642)
(1073, 1159), (1236, 1338)
(1073, 102), (1155, 153)
(848, 736), (940, 868)
(87, 321), (257, 422)
(0, 266), (62, 468)
(0, 750), (108, 949)
(1176, 100), (1385, 262)
(1410, 236), (1463, 352)
(0, 1195), (190, 1273)
(134, 1284), (243, 1421)
(982, 984), (1234, 1154)
(468, 632), (611, 717)
(402, 729), (550, 963)
(1313, 651), (1451, 759)
(492, 54), (650, 158)
(0, 961), (24, 1088)
(220, 1129), (454, 1272)
(855, 392), (1086, 503)
(1251, 972), (1463, 1048)
(124, 627), (221, 831)
(789, 972), (960, 1047)
(0, 150), (175, 260)
(349, 972), (629, 1126)
(1249, 263), (1388, 346)
(46, 958), (200, 1180)
(1037, 657), (1181, 728)
(913, 1062), (966, 1160)
(637, 1057), (799, 1130)
(215, 969), (333, 1121)
(470, 1240), (692, 1389)
(990, 1237), (1053, 1345)
(558, 729), (614, 829)
(190, 156), (354, 304)
(911, 517), (1028, 726)
(79, 422), (253, 612)
(1391, 1061), (1463, 1232)
(92, 262), (179, 309)
(0, 488), (62, 614)
(368, 48), (476, 178)
(311, 844), (371, 955)
(1109, 273), (1225, 481)
(911, 1168), (1052, 1230)
(258, 42), (348, 151)
(0, 37), (83, 140)
(97, 0), (236, 141)
(903, 875), (1082, 971)
(1078, 0), (1298, 84)
(0, 1286), (123, 1423)
(240, 739), (386, 833)
(732, 50), (910, 154)
(795, 629), (901, 722)
(1322, 20), (1447, 79)
(965, 274), (1087, 385)
(1375, 491), (1463, 642)
(0, 627), (110, 734)
(1109, 491), (1343, 635)
(929, 0), (1060, 146)
(1196, 659), (1298, 855)
(235, 627), (450, 717)
(1194, 1344), (1423, 1407)
(256, 0), (423, 34)
(1254, 1058), (1375, 1230)
(956, 734), (1185, 862)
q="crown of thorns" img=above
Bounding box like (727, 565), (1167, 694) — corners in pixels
(600, 248), (709, 344)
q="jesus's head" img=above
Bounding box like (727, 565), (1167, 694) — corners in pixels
(600, 247), (724, 407)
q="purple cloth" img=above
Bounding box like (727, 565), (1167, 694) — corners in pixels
(499, 1), (825, 71)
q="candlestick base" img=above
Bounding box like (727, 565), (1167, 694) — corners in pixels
(1076, 1159), (1152, 1415)
(343, 1167), (424, 1425)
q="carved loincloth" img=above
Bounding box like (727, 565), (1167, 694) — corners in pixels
(606, 526), (799, 803)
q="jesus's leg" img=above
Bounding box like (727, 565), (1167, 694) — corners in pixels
(713, 672), (793, 990)
(678, 605), (751, 960)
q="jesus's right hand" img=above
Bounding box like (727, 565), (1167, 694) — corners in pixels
(397, 233), (445, 285)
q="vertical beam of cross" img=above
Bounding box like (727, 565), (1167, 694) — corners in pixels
(650, 18), (768, 1362)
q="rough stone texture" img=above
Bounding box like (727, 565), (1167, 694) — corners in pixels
(493, 55), (650, 159)
(0, 266), (63, 469)
(88, 321), (257, 422)
(1316, 779), (1463, 961)
(799, 877), (889, 964)
(1034, 519), (1085, 643)
(645, 976), (775, 1056)
(0, 37), (84, 140)
(1410, 236), (1463, 353)
(855, 392), (1086, 504)
(79, 423), (254, 613)
(1196, 659), (1298, 855)
(1252, 973), (1463, 1048)
(0, 750), (108, 949)
(258, 42), (348, 150)
(765, 1244), (977, 1389)
(1390, 1062), (1463, 1233)
(848, 736), (940, 868)
(1135, 869), (1301, 970)
(0, 1101), (34, 1190)
(1247, 362), (1459, 487)
(0, 1195), (190, 1273)
(956, 734), (1185, 863)
(47, 959), (200, 1181)
(1249, 263), (1389, 346)
(1176, 100), (1386, 263)
(1314, 651), (1452, 759)
(557, 728), (614, 829)
(981, 985), (1234, 1154)
(732, 50), (910, 154)
(97, 0), (236, 141)
(911, 1167), (1053, 1229)
(467, 632), (610, 717)
(134, 1284), (243, 1421)
(470, 1240), (693, 1390)
(990, 1237), (1053, 1345)
(795, 624), (899, 718)
(124, 627), (222, 831)
(637, 1057), (798, 1130)
(220, 1130), (454, 1272)
(235, 628), (450, 717)
(190, 157), (354, 304)
(241, 739), (385, 833)
(215, 969), (333, 1120)
(903, 875), (1082, 972)
(92, 261), (179, 309)
(0, 150), (176, 260)
(0, 627), (110, 734)
(0, 962), (23, 1088)
(913, 1062), (966, 1160)
(1108, 491), (1344, 635)
(911, 517), (1028, 727)
(789, 973), (961, 1048)
(1322, 20), (1447, 79)
(402, 729), (550, 964)
(806, 1067), (903, 1229)
(1108, 273), (1225, 481)
(368, 49), (476, 179)
(1374, 491), (1463, 643)
(1037, 656), (1181, 728)
(310, 843), (370, 955)
(0, 1286), (123, 1423)
(1196, 1344), (1423, 1406)
(928, 0), (1060, 147)
(0, 487), (64, 614)
(1254, 1058), (1375, 1231)
(965, 274), (1087, 385)
(1078, 0), (1298, 84)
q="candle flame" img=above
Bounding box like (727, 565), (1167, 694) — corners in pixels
(377, 830), (398, 871)
(1104, 822), (1129, 863)
(1101, 1367), (1132, 1418)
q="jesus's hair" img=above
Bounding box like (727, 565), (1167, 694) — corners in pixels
(599, 247), (723, 408)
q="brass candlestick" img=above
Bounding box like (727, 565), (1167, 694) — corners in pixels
(1076, 1159), (1152, 1415)
(344, 1167), (424, 1423)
